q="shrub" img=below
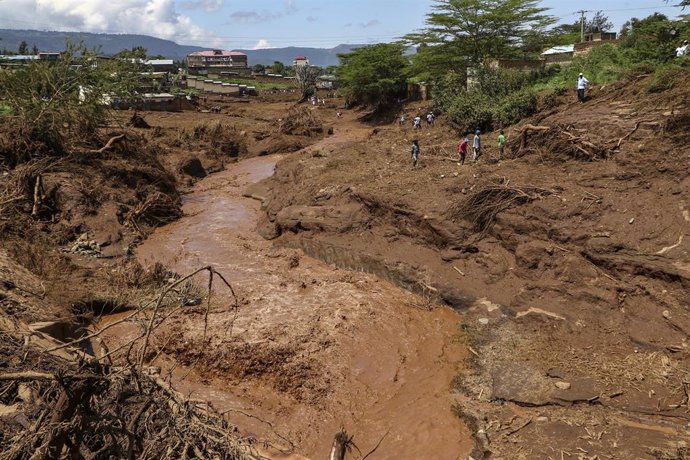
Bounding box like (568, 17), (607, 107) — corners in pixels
(646, 63), (684, 93)
(446, 90), (493, 133)
(494, 89), (538, 127)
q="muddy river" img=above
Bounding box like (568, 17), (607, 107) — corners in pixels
(102, 154), (472, 459)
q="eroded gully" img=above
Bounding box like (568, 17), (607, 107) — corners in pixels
(102, 141), (473, 459)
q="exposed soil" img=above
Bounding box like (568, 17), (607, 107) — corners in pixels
(253, 75), (690, 458)
(2, 74), (689, 459)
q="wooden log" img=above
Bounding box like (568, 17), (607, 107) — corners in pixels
(329, 431), (350, 460)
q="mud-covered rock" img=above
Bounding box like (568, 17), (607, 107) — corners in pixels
(178, 156), (207, 178)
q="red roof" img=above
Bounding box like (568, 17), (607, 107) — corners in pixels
(189, 50), (247, 57)
(294, 56), (308, 60)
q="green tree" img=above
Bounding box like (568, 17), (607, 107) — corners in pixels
(620, 13), (687, 62)
(336, 42), (409, 109)
(115, 46), (148, 60)
(587, 11), (613, 34)
(252, 63), (266, 74)
(18, 40), (28, 54)
(405, 0), (555, 72)
(271, 60), (285, 74)
(31, 44), (39, 55)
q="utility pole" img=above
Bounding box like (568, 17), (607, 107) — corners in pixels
(577, 10), (588, 43)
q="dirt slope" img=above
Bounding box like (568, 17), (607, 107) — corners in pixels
(255, 75), (690, 458)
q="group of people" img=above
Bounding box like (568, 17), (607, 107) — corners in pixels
(401, 111), (436, 129)
(410, 129), (506, 168)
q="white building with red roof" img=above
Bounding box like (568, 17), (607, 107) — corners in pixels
(187, 49), (249, 76)
(293, 55), (309, 67)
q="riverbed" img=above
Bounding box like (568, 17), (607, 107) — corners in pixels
(102, 154), (472, 459)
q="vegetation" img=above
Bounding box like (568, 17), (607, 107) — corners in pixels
(294, 65), (321, 101)
(336, 42), (409, 109)
(0, 43), (142, 164)
(404, 0), (556, 78)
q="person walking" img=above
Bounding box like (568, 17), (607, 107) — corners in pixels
(577, 73), (589, 103)
(399, 115), (405, 126)
(413, 116), (422, 129)
(497, 130), (506, 159)
(426, 112), (435, 127)
(676, 40), (689, 57)
(472, 129), (481, 161)
(458, 135), (469, 165)
(411, 139), (420, 167)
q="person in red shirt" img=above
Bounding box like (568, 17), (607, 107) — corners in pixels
(458, 135), (469, 165)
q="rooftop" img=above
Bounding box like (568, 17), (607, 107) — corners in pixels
(541, 45), (575, 55)
(189, 50), (246, 57)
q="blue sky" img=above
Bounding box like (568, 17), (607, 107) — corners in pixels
(0, 0), (685, 49)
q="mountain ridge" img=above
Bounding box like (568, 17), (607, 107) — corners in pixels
(0, 29), (362, 66)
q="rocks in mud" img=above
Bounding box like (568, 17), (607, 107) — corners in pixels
(63, 233), (103, 257)
(178, 156), (207, 178)
(275, 204), (368, 233)
(546, 367), (565, 379)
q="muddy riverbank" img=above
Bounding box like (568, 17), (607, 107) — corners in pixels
(97, 154), (474, 459)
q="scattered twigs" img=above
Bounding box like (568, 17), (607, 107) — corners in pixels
(89, 134), (126, 154)
(615, 119), (658, 149)
(506, 417), (532, 436)
(450, 181), (551, 237)
(361, 430), (390, 460)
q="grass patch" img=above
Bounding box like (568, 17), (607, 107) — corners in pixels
(221, 78), (293, 91)
(0, 105), (11, 115)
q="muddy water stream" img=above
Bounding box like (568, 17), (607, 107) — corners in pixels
(102, 154), (473, 459)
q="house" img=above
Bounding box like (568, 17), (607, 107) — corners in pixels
(575, 32), (620, 55)
(38, 52), (60, 61)
(487, 58), (545, 72)
(293, 55), (309, 67)
(541, 45), (575, 65)
(187, 49), (249, 76)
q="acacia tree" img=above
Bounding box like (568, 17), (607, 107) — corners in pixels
(405, 0), (555, 74)
(336, 42), (409, 109)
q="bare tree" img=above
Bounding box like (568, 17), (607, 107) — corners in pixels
(294, 65), (321, 102)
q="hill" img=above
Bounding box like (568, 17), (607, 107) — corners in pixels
(0, 29), (360, 66)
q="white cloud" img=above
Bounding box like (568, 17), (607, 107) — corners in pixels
(0, 0), (222, 46)
(253, 39), (272, 49)
(179, 0), (224, 12)
(230, 10), (281, 24)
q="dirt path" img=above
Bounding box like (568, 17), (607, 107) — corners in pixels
(100, 120), (473, 459)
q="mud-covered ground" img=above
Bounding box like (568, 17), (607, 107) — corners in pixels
(253, 76), (690, 458)
(2, 75), (689, 460)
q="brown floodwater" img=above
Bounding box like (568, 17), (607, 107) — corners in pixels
(101, 154), (473, 459)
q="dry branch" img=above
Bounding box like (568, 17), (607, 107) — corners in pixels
(450, 182), (551, 237)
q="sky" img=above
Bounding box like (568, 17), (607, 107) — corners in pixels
(0, 0), (685, 49)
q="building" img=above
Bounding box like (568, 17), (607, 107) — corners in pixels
(575, 32), (620, 56)
(293, 55), (309, 67)
(541, 45), (575, 65)
(187, 49), (248, 76)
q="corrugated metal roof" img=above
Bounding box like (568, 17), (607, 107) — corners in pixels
(541, 45), (575, 55)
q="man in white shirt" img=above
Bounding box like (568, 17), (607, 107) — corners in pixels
(676, 40), (689, 57)
(577, 73), (589, 103)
